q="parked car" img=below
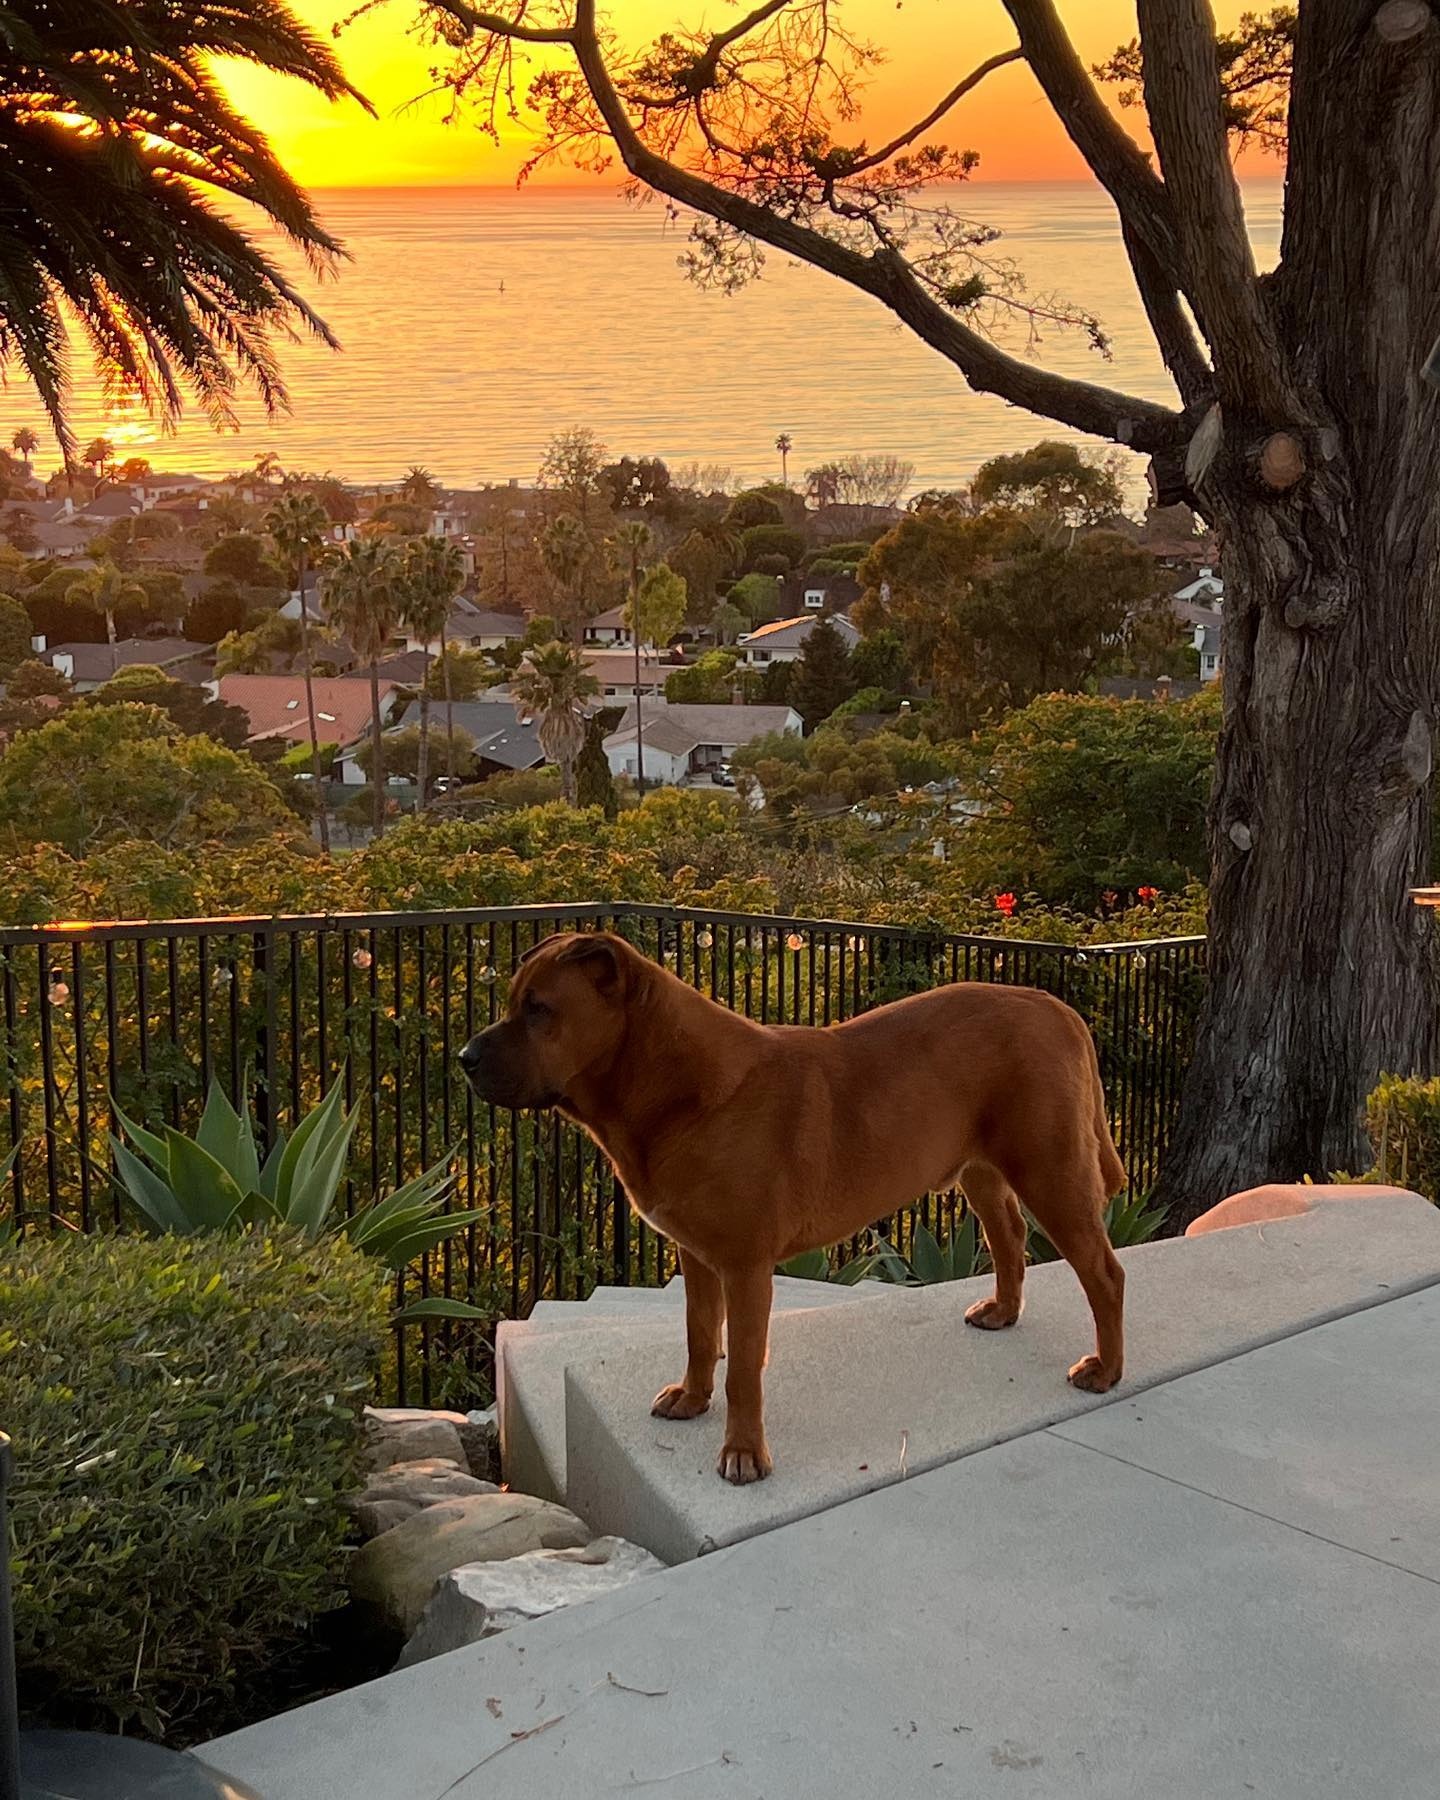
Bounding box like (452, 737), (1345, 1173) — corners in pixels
(713, 763), (735, 788)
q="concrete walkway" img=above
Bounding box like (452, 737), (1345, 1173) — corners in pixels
(205, 1283), (1440, 1800)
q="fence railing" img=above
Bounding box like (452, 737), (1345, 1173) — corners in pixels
(0, 904), (1206, 1405)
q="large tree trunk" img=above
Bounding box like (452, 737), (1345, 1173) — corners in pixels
(1156, 5), (1440, 1223)
(440, 623), (456, 785)
(416, 657), (432, 815)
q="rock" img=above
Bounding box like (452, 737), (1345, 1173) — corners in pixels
(397, 1536), (665, 1668)
(350, 1457), (500, 1540)
(458, 1405), (499, 1483)
(349, 1493), (591, 1637)
(363, 1407), (467, 1471)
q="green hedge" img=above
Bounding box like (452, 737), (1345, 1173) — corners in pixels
(1359, 1073), (1440, 1201)
(2, 1231), (389, 1739)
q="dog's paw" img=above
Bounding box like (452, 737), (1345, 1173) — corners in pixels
(716, 1440), (773, 1485)
(964, 1296), (1020, 1331)
(1067, 1354), (1121, 1393)
(651, 1383), (711, 1421)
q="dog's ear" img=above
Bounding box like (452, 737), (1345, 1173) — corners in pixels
(518, 932), (566, 967)
(555, 932), (625, 994)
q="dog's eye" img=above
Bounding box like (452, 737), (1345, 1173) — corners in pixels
(523, 994), (551, 1024)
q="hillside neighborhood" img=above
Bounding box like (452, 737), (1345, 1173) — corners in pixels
(0, 441), (1223, 831)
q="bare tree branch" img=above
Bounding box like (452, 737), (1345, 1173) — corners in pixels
(1136, 0), (1300, 421)
(1121, 222), (1213, 408)
(555, 2), (1180, 450)
(426, 0), (575, 42)
(848, 49), (1025, 173)
(1000, 1), (1183, 282)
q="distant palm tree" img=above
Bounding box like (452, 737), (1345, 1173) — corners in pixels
(71, 558), (146, 675)
(400, 466), (442, 510)
(611, 519), (654, 796)
(775, 432), (793, 486)
(402, 535), (465, 804)
(324, 539), (401, 839)
(540, 513), (595, 646)
(512, 641), (600, 806)
(0, 0), (362, 457)
(82, 437), (115, 484)
(265, 489), (333, 853)
(253, 451), (284, 488)
(10, 427), (37, 474)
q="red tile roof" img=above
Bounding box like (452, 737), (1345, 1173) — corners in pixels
(216, 674), (396, 750)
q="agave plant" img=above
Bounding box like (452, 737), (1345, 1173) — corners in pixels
(110, 1076), (486, 1322)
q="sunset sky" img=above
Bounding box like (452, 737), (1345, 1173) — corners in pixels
(224, 1), (1263, 190)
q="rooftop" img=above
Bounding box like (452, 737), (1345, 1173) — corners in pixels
(741, 613), (861, 647)
(49, 638), (211, 682)
(607, 699), (800, 747)
(217, 673), (397, 749)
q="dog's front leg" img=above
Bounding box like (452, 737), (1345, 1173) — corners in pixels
(651, 1249), (723, 1420)
(717, 1263), (774, 1484)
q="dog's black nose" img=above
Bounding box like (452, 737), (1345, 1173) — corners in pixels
(458, 1037), (485, 1072)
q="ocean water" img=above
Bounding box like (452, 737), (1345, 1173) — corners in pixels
(0, 180), (1282, 492)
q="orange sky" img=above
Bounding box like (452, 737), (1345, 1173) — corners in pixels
(224, 1), (1261, 189)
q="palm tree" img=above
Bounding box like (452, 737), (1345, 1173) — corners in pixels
(10, 427), (37, 474)
(82, 438), (115, 485)
(540, 513), (595, 646)
(399, 466), (442, 510)
(265, 489), (333, 853)
(324, 539), (401, 840)
(512, 642), (600, 806)
(0, 0), (364, 459)
(611, 520), (654, 796)
(401, 535), (465, 805)
(71, 558), (146, 675)
(775, 433), (793, 486)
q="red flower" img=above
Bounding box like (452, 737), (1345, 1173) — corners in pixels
(1137, 885), (1160, 904)
(994, 892), (1017, 916)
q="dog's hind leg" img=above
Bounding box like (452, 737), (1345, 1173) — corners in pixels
(652, 1249), (724, 1420)
(1020, 1171), (1125, 1393)
(960, 1161), (1027, 1330)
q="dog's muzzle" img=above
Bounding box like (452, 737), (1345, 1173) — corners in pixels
(458, 1027), (562, 1111)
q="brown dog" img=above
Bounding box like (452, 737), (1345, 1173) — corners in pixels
(460, 931), (1127, 1485)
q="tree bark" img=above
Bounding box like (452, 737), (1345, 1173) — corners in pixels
(1155, 5), (1440, 1222)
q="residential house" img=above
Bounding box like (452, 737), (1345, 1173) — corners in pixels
(787, 571), (862, 615)
(215, 673), (400, 782)
(386, 698), (546, 781)
(413, 598), (527, 656)
(1174, 567), (1223, 608)
(603, 700), (803, 786)
(582, 605), (635, 648)
(736, 613), (861, 668)
(1170, 568), (1222, 683)
(72, 487), (145, 525)
(1193, 619), (1222, 684)
(48, 637), (213, 691)
(582, 648), (674, 701)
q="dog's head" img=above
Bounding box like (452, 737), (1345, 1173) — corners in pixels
(457, 932), (643, 1110)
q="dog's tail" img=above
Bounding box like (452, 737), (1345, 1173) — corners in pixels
(1085, 1030), (1128, 1199)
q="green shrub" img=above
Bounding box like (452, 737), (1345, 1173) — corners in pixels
(1350, 1073), (1440, 1200)
(2, 1231), (388, 1740)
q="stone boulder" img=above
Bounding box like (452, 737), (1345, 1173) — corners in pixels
(363, 1407), (468, 1472)
(350, 1457), (499, 1540)
(349, 1493), (590, 1637)
(397, 1536), (665, 1668)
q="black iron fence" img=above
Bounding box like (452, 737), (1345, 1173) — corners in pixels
(0, 904), (1205, 1404)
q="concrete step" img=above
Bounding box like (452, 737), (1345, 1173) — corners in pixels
(498, 1275), (888, 1501)
(562, 1194), (1440, 1562)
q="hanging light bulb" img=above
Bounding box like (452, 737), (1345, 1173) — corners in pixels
(47, 971), (70, 1006)
(212, 965), (234, 988)
(352, 946), (374, 970)
(477, 964), (498, 985)
(696, 929), (714, 950)
(786, 932), (805, 952)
